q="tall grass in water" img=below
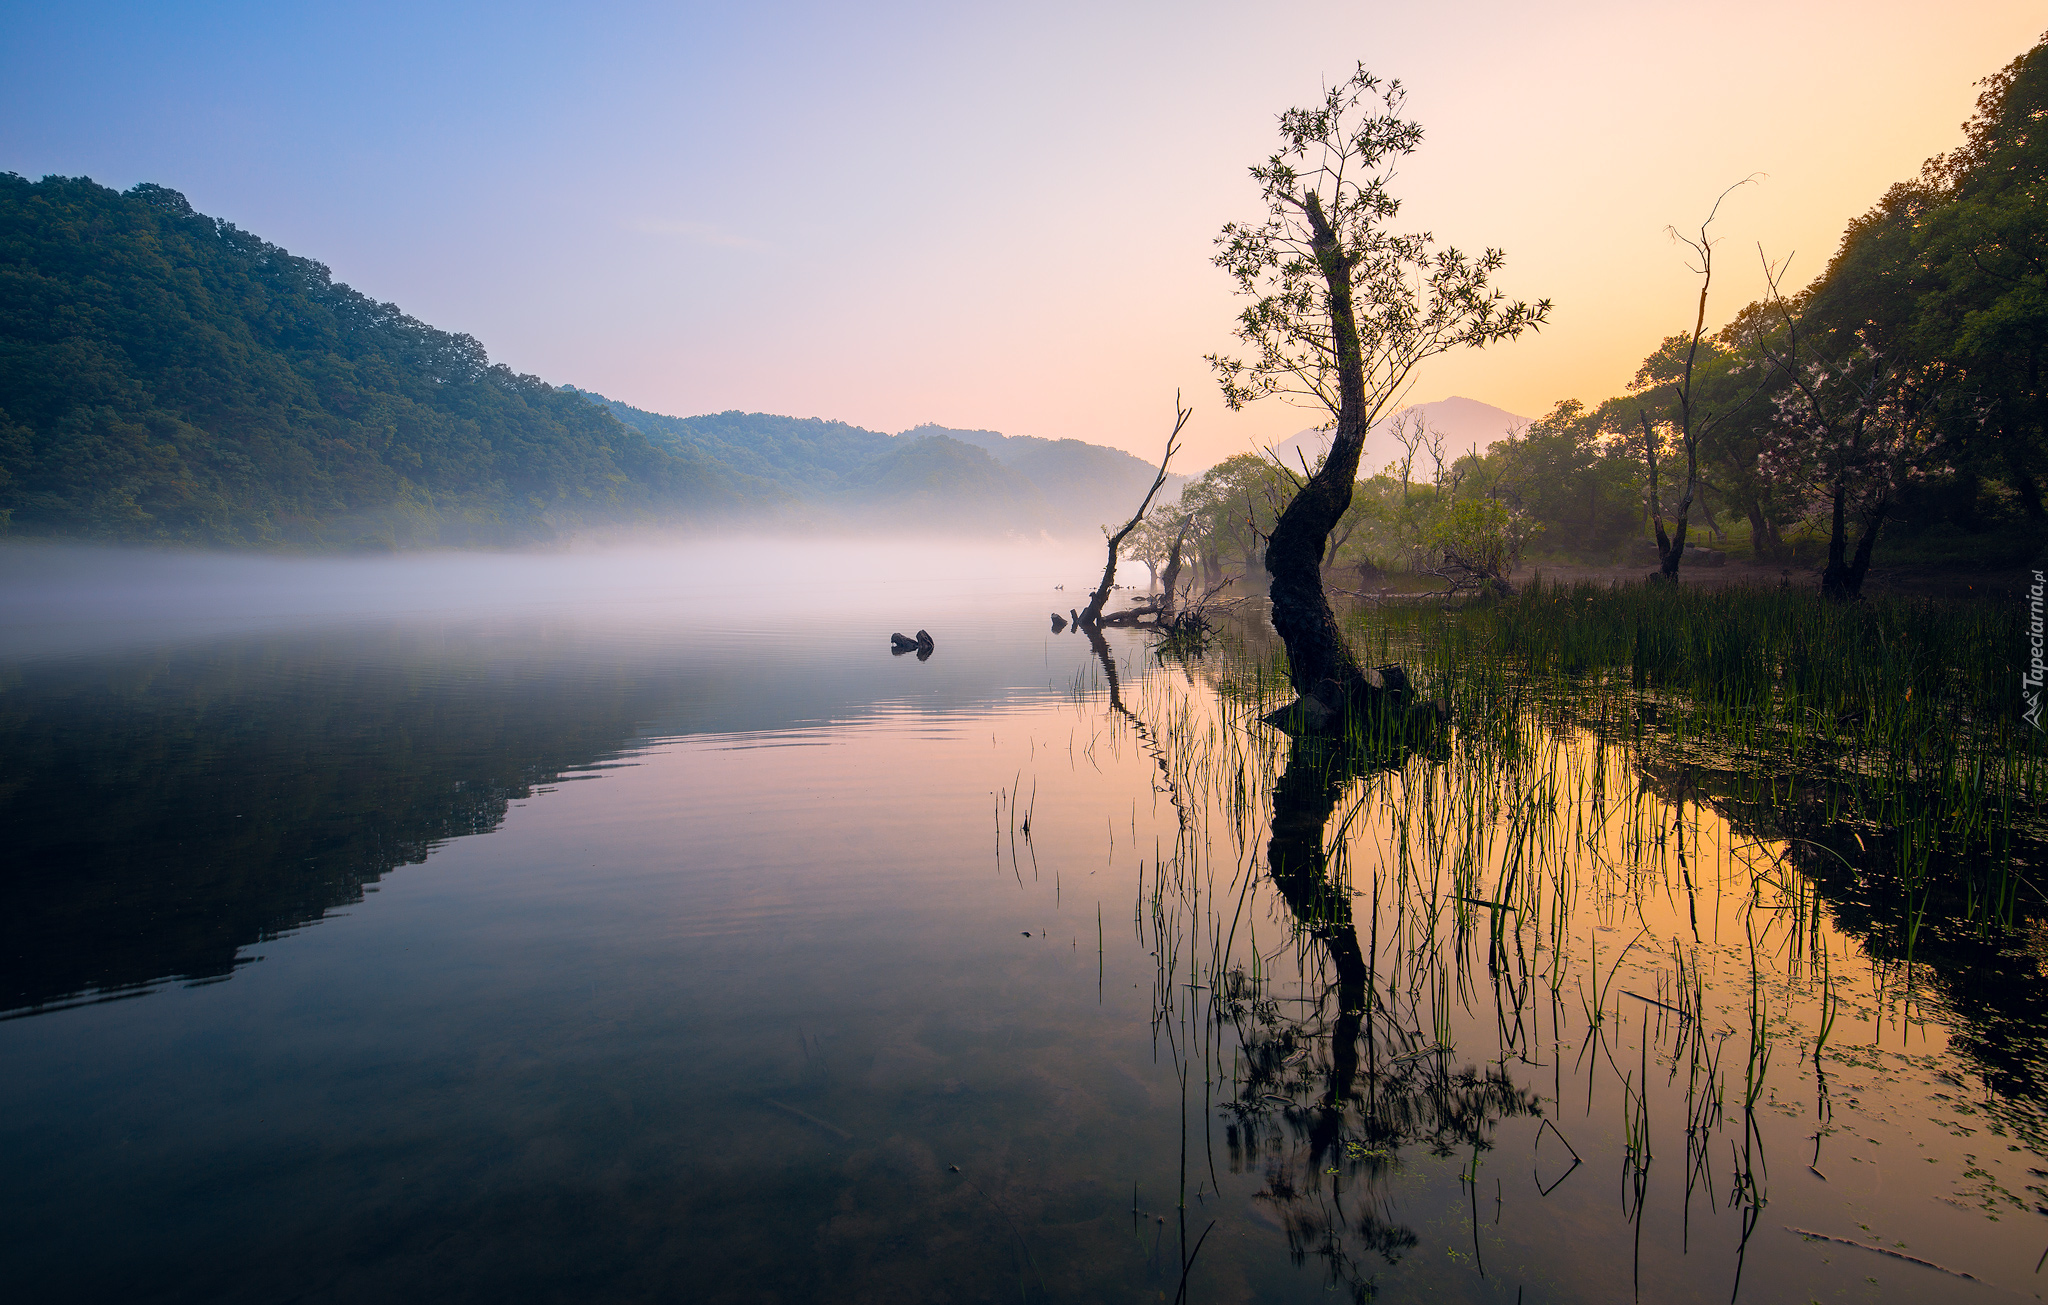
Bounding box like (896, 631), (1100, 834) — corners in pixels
(1344, 580), (2044, 927)
(1067, 606), (2048, 1298)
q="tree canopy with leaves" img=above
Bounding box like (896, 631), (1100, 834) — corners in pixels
(1399, 31), (2048, 593)
(1209, 65), (1547, 705)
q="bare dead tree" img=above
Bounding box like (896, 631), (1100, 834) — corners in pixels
(1079, 396), (1192, 628)
(1388, 408), (1426, 492)
(1640, 180), (1756, 582)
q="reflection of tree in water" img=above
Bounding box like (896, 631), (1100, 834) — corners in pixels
(1091, 627), (1540, 1299)
(1117, 621), (2045, 1297)
(1223, 727), (1542, 1302)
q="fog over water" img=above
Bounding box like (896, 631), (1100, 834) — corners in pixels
(0, 535), (1107, 658)
(4, 536), (2043, 1302)
(0, 534), (1140, 1022)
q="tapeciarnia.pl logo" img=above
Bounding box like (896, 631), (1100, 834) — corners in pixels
(2028, 569), (2046, 730)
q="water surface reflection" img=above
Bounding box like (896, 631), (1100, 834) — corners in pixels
(0, 542), (2041, 1302)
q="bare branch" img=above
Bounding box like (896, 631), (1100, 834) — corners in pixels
(1079, 394), (1193, 627)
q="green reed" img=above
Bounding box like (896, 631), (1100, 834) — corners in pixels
(1094, 586), (2048, 1297)
(1339, 579), (2044, 928)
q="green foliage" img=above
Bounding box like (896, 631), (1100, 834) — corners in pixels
(576, 395), (890, 492)
(1207, 67), (1548, 430)
(1118, 503), (1190, 580)
(1475, 400), (1642, 560)
(1738, 35), (2048, 548)
(1175, 452), (1291, 573)
(1890, 40), (2048, 522)
(1226, 29), (2048, 577)
(1424, 496), (1536, 587)
(0, 175), (745, 548)
(1430, 33), (2048, 570)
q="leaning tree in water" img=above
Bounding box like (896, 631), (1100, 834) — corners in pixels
(1208, 66), (1548, 714)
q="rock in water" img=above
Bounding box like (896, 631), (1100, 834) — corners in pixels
(1051, 614), (1067, 633)
(890, 629), (936, 659)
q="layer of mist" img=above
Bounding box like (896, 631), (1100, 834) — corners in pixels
(0, 536), (1109, 658)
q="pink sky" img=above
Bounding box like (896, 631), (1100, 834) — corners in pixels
(4, 1), (2040, 469)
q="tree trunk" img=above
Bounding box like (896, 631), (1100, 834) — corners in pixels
(2003, 428), (2045, 520)
(1661, 508), (1691, 580)
(1324, 519), (1358, 568)
(1821, 492), (1886, 601)
(1699, 490), (1725, 541)
(1264, 193), (1389, 709)
(1640, 411), (1672, 574)
(1265, 736), (1372, 1116)
(1158, 515), (1192, 621)
(1820, 481), (1849, 598)
(1743, 496), (1771, 561)
(1759, 505), (1785, 563)
(1078, 404), (1188, 627)
(1640, 411), (1696, 581)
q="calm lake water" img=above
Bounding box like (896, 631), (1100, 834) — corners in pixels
(2, 540), (2043, 1303)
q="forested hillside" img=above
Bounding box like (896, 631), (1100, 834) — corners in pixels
(578, 396), (1181, 533)
(575, 394), (895, 493)
(901, 423), (1185, 531)
(838, 434), (1049, 529)
(0, 176), (1228, 550)
(0, 176), (744, 548)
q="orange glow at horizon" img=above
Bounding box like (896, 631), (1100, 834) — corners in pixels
(8, 1), (2037, 473)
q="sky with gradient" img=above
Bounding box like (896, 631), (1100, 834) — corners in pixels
(2, 1), (2040, 469)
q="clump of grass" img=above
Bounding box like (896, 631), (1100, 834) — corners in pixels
(1339, 579), (2043, 926)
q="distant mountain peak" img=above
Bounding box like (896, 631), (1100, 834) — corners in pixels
(1262, 396), (1531, 479)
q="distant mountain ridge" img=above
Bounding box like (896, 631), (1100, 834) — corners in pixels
(0, 173), (1185, 547)
(567, 396), (895, 493)
(0, 172), (1517, 549)
(0, 174), (745, 548)
(577, 395), (1182, 534)
(838, 433), (1049, 530)
(904, 423), (1188, 531)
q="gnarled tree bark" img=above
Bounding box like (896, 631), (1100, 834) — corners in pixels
(1263, 192), (1383, 710)
(1209, 68), (1547, 724)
